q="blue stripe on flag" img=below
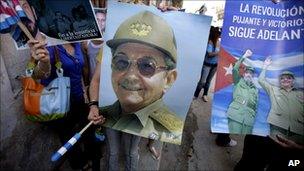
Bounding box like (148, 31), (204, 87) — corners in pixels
(5, 16), (18, 25)
(16, 10), (26, 18)
(0, 21), (10, 30)
(0, 16), (18, 33)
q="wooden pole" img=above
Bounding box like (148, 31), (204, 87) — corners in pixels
(79, 121), (94, 135)
(16, 21), (35, 41)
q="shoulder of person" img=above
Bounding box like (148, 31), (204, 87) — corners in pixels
(100, 104), (117, 128)
(99, 105), (111, 116)
(99, 101), (120, 117)
(150, 105), (183, 133)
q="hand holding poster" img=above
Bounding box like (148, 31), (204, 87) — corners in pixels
(211, 0), (303, 146)
(99, 2), (211, 145)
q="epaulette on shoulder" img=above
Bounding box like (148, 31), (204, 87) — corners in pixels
(150, 107), (183, 132)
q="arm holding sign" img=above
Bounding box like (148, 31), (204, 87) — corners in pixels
(28, 39), (51, 79)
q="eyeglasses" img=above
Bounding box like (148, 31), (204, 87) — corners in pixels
(111, 54), (168, 77)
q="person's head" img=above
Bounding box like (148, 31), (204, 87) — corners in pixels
(107, 11), (177, 112)
(208, 26), (221, 47)
(279, 71), (295, 90)
(19, 0), (38, 35)
(20, 0), (35, 21)
(77, 4), (88, 19)
(243, 66), (254, 84)
(95, 9), (106, 32)
(55, 11), (63, 20)
(214, 27), (221, 38)
(72, 7), (81, 21)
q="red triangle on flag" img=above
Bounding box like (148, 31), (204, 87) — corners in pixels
(214, 47), (245, 92)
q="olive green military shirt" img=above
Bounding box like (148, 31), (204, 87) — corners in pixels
(100, 99), (184, 145)
(227, 57), (258, 127)
(258, 68), (304, 136)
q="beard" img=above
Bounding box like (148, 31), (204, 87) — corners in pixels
(244, 76), (253, 85)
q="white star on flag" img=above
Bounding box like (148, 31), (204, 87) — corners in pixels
(223, 64), (233, 76)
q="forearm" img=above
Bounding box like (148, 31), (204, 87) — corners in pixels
(88, 64), (104, 124)
(258, 68), (267, 81)
(258, 67), (271, 91)
(232, 57), (245, 82)
(234, 56), (245, 71)
(89, 78), (100, 102)
(88, 74), (100, 121)
(89, 64), (101, 102)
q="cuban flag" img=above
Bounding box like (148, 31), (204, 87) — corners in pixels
(0, 0), (27, 33)
(211, 0), (303, 136)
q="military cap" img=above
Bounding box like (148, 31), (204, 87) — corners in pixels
(280, 71), (295, 79)
(245, 66), (254, 72)
(107, 11), (177, 62)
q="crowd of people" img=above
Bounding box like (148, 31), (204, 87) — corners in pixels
(24, 0), (303, 171)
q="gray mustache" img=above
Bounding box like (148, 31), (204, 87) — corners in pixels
(119, 79), (143, 91)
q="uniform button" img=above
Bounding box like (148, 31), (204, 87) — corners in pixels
(149, 132), (159, 140)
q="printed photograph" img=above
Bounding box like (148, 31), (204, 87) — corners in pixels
(211, 0), (304, 145)
(99, 1), (212, 145)
(7, 0), (102, 49)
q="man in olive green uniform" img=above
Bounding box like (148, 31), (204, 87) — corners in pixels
(227, 50), (258, 134)
(259, 57), (304, 145)
(102, 10), (183, 144)
(97, 11), (183, 171)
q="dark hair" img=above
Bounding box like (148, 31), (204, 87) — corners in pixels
(72, 4), (89, 20)
(208, 26), (221, 51)
(71, 7), (79, 19)
(77, 4), (88, 19)
(95, 8), (107, 15)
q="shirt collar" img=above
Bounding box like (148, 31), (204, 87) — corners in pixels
(134, 99), (164, 127)
(109, 101), (122, 121)
(241, 78), (256, 88)
(280, 87), (296, 92)
(112, 99), (164, 127)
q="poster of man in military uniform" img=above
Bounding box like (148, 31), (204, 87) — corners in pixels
(211, 0), (303, 139)
(259, 57), (304, 145)
(98, 2), (211, 145)
(227, 49), (258, 134)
